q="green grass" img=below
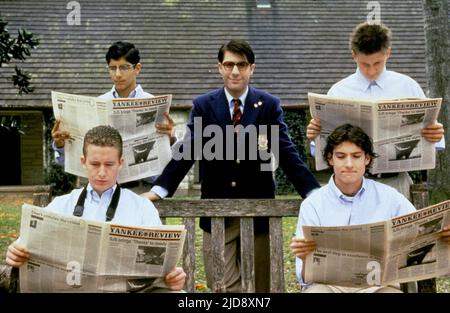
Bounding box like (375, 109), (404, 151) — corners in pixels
(0, 200), (22, 262)
(1, 199), (448, 293)
(165, 216), (301, 292)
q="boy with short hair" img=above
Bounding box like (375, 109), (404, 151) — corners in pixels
(6, 125), (185, 292)
(306, 22), (444, 199)
(51, 41), (176, 164)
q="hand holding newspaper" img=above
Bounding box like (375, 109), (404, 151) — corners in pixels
(18, 203), (186, 292)
(51, 91), (173, 183)
(302, 200), (450, 287)
(308, 92), (442, 174)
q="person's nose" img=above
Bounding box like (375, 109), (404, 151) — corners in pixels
(113, 68), (122, 78)
(367, 66), (377, 78)
(344, 156), (354, 168)
(98, 165), (107, 177)
(231, 64), (240, 75)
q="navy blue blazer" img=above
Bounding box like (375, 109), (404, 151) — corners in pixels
(154, 87), (320, 231)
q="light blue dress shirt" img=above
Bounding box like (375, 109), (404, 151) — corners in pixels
(328, 68), (426, 99)
(295, 176), (416, 287)
(53, 84), (154, 165)
(45, 183), (162, 226)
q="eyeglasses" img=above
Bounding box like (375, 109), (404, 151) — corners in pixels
(107, 64), (136, 73)
(221, 61), (250, 72)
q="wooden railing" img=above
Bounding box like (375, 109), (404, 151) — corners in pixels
(156, 199), (300, 293)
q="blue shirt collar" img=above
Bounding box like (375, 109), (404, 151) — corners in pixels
(86, 183), (117, 201)
(328, 175), (366, 203)
(356, 67), (387, 91)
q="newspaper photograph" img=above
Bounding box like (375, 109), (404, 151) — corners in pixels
(308, 93), (442, 173)
(119, 133), (171, 182)
(51, 91), (173, 183)
(18, 203), (186, 293)
(302, 200), (450, 287)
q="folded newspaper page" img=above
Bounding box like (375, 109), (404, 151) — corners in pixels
(302, 200), (450, 287)
(308, 93), (442, 174)
(18, 203), (186, 293)
(51, 91), (173, 183)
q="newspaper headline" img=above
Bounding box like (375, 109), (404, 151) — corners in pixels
(303, 200), (450, 287)
(18, 203), (186, 292)
(51, 91), (173, 183)
(308, 93), (442, 174)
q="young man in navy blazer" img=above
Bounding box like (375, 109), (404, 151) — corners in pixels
(144, 39), (320, 292)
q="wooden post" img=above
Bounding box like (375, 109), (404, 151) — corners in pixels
(410, 183), (436, 293)
(211, 217), (226, 292)
(269, 217), (285, 292)
(182, 217), (196, 292)
(240, 218), (255, 292)
(32, 185), (52, 207)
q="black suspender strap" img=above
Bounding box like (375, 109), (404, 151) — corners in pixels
(105, 184), (121, 222)
(73, 184), (121, 222)
(73, 186), (87, 217)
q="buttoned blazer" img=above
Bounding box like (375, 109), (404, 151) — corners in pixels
(154, 87), (320, 231)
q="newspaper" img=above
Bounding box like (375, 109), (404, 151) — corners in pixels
(308, 93), (442, 174)
(18, 203), (186, 293)
(51, 91), (173, 183)
(302, 200), (450, 287)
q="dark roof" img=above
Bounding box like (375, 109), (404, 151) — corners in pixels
(0, 0), (434, 108)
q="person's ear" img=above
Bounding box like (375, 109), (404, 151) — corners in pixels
(118, 157), (124, 170)
(218, 62), (225, 77)
(385, 47), (391, 60)
(328, 154), (334, 167)
(364, 154), (371, 167)
(351, 50), (357, 61)
(81, 155), (86, 168)
(249, 63), (255, 76)
(134, 63), (142, 75)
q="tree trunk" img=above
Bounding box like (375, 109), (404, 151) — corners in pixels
(423, 0), (450, 203)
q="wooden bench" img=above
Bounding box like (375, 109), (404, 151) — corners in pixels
(156, 184), (435, 293)
(156, 198), (300, 293)
(1, 184), (436, 293)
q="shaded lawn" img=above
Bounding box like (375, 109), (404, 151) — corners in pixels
(0, 199), (23, 261)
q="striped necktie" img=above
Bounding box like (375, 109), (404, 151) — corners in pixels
(232, 98), (242, 125)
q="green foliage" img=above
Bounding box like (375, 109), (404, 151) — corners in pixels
(0, 18), (39, 94)
(408, 170), (427, 184)
(44, 162), (77, 196)
(12, 66), (33, 94)
(42, 114), (77, 196)
(275, 109), (309, 195)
